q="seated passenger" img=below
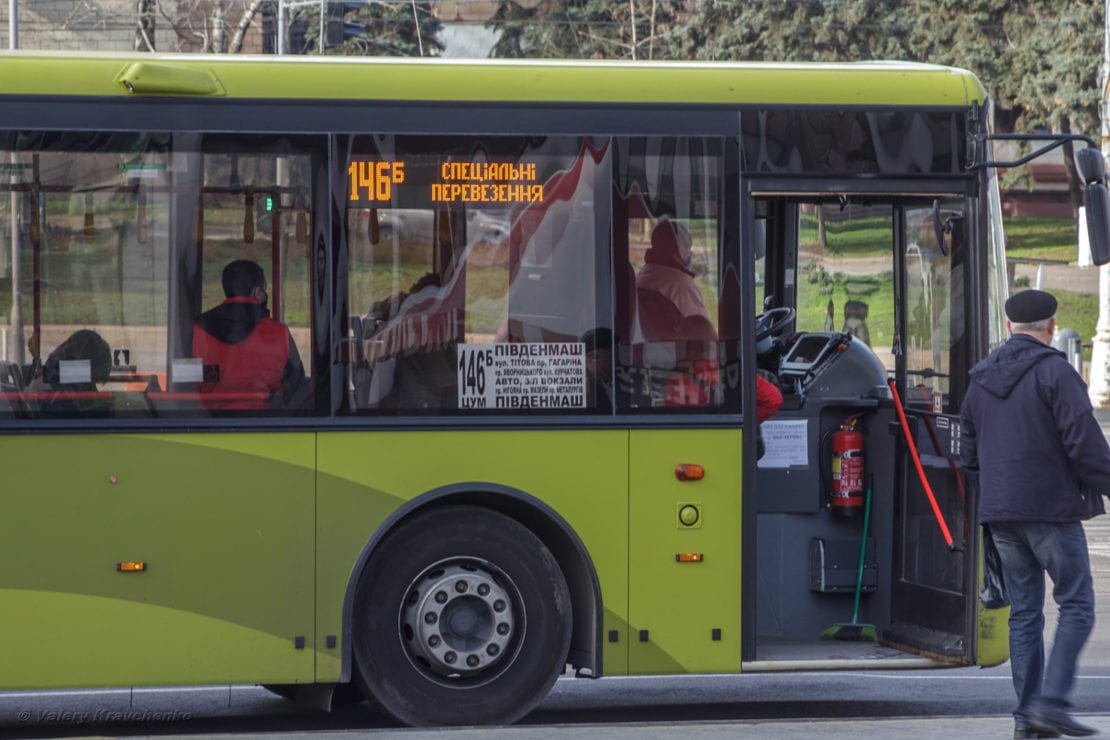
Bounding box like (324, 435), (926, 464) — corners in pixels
(664, 315), (719, 407)
(582, 327), (615, 413)
(192, 260), (308, 410)
(636, 218), (711, 340)
(31, 329), (113, 417)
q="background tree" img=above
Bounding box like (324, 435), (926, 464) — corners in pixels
(489, 0), (680, 60)
(155, 0), (260, 53)
(136, 0), (157, 52)
(667, 0), (1101, 214)
(306, 1), (444, 57)
(1002, 2), (1102, 211)
(667, 0), (908, 62)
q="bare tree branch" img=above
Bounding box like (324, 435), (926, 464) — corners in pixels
(229, 0), (266, 54)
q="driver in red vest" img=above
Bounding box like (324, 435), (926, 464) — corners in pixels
(192, 260), (307, 410)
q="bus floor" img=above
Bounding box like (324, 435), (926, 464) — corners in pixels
(745, 637), (944, 671)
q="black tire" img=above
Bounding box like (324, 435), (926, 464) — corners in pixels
(351, 505), (572, 726)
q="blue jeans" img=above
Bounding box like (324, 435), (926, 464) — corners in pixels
(989, 521), (1095, 720)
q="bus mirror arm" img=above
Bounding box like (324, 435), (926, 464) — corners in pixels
(970, 133), (1110, 267)
(968, 132), (1097, 170)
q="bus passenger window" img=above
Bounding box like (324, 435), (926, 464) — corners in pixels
(614, 136), (730, 413)
(0, 133), (175, 421)
(342, 135), (612, 416)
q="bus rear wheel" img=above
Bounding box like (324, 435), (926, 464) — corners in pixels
(352, 505), (572, 726)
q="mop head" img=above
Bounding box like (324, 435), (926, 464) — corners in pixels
(820, 622), (878, 642)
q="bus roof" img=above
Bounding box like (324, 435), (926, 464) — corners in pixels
(0, 51), (985, 108)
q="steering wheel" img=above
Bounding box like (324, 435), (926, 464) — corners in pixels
(754, 307), (796, 341)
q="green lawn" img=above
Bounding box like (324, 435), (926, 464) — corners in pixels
(1003, 215), (1097, 358)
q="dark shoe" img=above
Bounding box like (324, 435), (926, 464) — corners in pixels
(1028, 711), (1098, 737)
(1016, 718), (1062, 738)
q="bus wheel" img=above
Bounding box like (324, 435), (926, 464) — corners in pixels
(351, 505), (571, 726)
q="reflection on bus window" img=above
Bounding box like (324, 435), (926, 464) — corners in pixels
(795, 202), (893, 365)
(343, 135), (603, 415)
(903, 201), (969, 414)
(341, 135), (732, 416)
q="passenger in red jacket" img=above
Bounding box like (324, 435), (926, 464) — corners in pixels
(192, 260), (308, 411)
(755, 370), (783, 424)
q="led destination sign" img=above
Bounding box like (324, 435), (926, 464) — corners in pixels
(348, 160), (544, 205)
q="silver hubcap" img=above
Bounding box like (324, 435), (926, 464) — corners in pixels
(402, 562), (516, 677)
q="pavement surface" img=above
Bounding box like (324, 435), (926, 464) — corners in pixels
(135, 715), (1110, 739)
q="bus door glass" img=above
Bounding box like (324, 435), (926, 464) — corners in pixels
(886, 199), (974, 661)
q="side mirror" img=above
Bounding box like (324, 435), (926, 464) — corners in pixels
(1079, 148), (1110, 266)
(1077, 147), (1105, 182)
(1083, 183), (1110, 266)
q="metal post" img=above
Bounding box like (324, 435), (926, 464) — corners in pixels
(7, 0), (21, 366)
(277, 0), (285, 54)
(8, 0), (16, 50)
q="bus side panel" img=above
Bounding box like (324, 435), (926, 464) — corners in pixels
(628, 427), (742, 675)
(0, 433), (316, 688)
(315, 429), (629, 681)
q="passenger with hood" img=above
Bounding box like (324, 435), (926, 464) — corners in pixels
(636, 218), (711, 340)
(960, 288), (1110, 739)
(192, 259), (308, 411)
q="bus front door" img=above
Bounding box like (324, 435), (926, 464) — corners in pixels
(884, 201), (977, 664)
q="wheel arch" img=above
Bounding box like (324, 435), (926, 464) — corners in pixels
(340, 482), (603, 683)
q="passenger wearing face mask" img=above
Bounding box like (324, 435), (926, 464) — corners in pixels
(636, 217), (712, 341)
(192, 259), (308, 410)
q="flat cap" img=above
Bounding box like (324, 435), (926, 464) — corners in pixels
(1005, 289), (1057, 324)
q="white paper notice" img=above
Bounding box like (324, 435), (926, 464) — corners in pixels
(757, 419), (809, 468)
(457, 343), (586, 410)
(58, 359), (92, 385)
(173, 357), (204, 383)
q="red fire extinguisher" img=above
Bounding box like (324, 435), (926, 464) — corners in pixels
(830, 415), (865, 518)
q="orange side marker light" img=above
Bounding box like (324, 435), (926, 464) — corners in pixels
(675, 464), (704, 481)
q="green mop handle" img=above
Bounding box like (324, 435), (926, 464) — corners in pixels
(851, 477), (873, 623)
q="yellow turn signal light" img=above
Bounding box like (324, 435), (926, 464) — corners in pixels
(675, 553), (704, 563)
(675, 464), (704, 481)
(116, 562), (146, 572)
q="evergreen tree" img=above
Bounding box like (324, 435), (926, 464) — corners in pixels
(303, 1), (444, 57)
(489, 0), (681, 60)
(666, 0), (909, 62)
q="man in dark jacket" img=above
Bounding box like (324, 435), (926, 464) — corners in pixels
(961, 289), (1110, 739)
(192, 260), (308, 411)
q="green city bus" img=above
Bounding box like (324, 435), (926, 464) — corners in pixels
(0, 52), (1104, 727)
